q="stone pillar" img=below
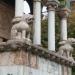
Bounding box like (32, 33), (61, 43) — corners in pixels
(33, 0), (41, 45)
(59, 64), (62, 75)
(15, 0), (24, 17)
(60, 17), (67, 40)
(58, 8), (70, 41)
(68, 67), (72, 75)
(46, 1), (59, 51)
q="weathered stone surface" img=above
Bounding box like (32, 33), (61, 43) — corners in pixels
(0, 51), (29, 66)
(62, 65), (68, 75)
(68, 67), (72, 75)
(37, 57), (63, 75)
(29, 54), (37, 68)
(38, 57), (48, 71)
(58, 64), (62, 75)
(0, 49), (71, 75)
(0, 42), (74, 66)
(14, 50), (28, 65)
(0, 65), (63, 75)
(1, 66), (26, 75)
(0, 52), (15, 65)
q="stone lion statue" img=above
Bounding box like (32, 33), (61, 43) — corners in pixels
(4, 14), (34, 48)
(57, 38), (75, 61)
(11, 14), (33, 40)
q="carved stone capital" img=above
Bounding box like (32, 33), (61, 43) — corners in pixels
(46, 1), (59, 11)
(58, 7), (71, 19)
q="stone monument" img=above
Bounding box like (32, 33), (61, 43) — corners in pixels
(0, 0), (74, 75)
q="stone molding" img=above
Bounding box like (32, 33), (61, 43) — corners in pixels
(0, 40), (74, 67)
(46, 0), (59, 11)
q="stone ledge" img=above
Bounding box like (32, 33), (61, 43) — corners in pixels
(0, 40), (74, 67)
(28, 44), (75, 67)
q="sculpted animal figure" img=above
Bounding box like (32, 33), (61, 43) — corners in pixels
(6, 14), (33, 48)
(57, 38), (75, 61)
(11, 14), (33, 41)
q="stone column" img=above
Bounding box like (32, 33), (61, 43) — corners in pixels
(60, 17), (67, 40)
(62, 66), (68, 75)
(68, 67), (72, 75)
(15, 0), (24, 17)
(46, 1), (59, 51)
(58, 8), (70, 41)
(33, 0), (41, 45)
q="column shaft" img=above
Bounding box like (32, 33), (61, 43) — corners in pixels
(48, 9), (55, 51)
(33, 1), (41, 45)
(15, 0), (24, 17)
(68, 67), (72, 75)
(60, 18), (67, 40)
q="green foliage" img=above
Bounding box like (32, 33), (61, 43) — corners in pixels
(59, 0), (65, 6)
(58, 0), (70, 9)
(72, 67), (75, 75)
(68, 13), (75, 64)
(41, 20), (48, 48)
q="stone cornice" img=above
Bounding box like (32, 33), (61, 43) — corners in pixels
(0, 40), (74, 67)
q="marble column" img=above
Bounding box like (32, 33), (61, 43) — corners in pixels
(46, 1), (59, 51)
(68, 67), (72, 75)
(33, 0), (41, 45)
(60, 17), (67, 40)
(15, 0), (24, 17)
(58, 8), (70, 41)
